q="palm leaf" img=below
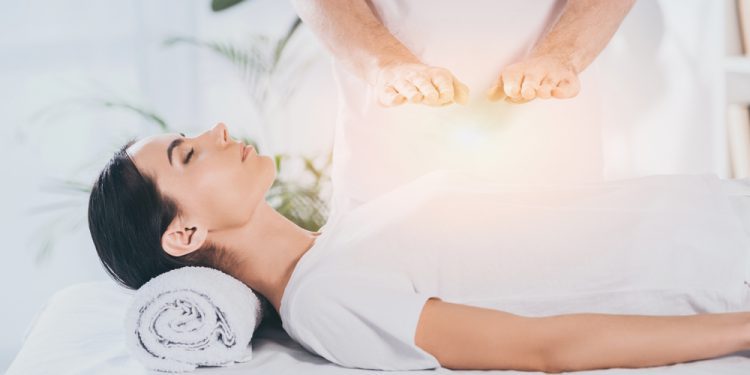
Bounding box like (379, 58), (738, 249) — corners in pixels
(30, 208), (86, 265)
(94, 99), (169, 132)
(211, 0), (246, 12)
(38, 178), (92, 195)
(27, 200), (86, 215)
(164, 36), (271, 106)
(272, 17), (302, 69)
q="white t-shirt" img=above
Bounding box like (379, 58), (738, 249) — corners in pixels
(330, 0), (605, 213)
(280, 170), (750, 370)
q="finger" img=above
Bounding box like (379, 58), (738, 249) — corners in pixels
(453, 79), (470, 105)
(536, 77), (554, 99)
(502, 70), (523, 100)
(504, 96), (530, 104)
(379, 86), (406, 107)
(486, 75), (505, 102)
(432, 74), (454, 104)
(410, 76), (440, 106)
(551, 76), (581, 99)
(393, 78), (423, 103)
(520, 73), (541, 101)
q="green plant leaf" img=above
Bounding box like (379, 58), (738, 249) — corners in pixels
(96, 99), (169, 132)
(274, 154), (284, 173)
(164, 36), (271, 107)
(27, 200), (86, 215)
(38, 178), (92, 195)
(272, 17), (302, 69)
(211, 0), (247, 12)
(31, 211), (83, 265)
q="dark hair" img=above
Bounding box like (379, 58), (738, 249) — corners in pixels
(88, 140), (281, 327)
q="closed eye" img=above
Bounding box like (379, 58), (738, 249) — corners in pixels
(184, 148), (194, 164)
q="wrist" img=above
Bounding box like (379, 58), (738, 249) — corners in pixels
(528, 47), (583, 74)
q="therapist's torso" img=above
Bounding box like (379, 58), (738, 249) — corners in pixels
(330, 0), (604, 212)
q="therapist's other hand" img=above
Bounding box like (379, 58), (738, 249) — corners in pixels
(374, 63), (470, 107)
(486, 55), (580, 104)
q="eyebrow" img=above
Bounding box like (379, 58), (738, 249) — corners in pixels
(167, 133), (186, 166)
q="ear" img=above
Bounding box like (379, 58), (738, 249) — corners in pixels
(161, 216), (209, 257)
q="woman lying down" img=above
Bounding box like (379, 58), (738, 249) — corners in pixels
(87, 122), (750, 373)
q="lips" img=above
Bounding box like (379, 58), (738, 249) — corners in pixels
(241, 144), (254, 161)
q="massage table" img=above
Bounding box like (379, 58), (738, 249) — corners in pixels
(7, 281), (750, 374)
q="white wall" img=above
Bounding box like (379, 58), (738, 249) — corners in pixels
(598, 0), (728, 180)
(0, 0), (729, 372)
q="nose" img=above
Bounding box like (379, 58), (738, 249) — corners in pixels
(210, 122), (229, 145)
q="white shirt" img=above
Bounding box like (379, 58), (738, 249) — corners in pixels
(330, 0), (605, 214)
(280, 170), (750, 370)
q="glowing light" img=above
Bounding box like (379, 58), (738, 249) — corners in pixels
(452, 124), (486, 148)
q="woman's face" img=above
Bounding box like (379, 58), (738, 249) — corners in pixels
(126, 122), (276, 230)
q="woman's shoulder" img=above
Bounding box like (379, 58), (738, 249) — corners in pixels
(279, 271), (441, 370)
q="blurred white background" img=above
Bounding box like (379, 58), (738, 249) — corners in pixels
(0, 0), (742, 371)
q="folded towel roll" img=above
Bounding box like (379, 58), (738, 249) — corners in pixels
(124, 266), (264, 373)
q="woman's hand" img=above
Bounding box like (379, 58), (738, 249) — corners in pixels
(374, 63), (470, 107)
(486, 54), (581, 104)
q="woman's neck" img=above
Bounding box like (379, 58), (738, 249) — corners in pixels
(210, 201), (319, 314)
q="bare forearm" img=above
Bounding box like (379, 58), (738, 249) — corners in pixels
(538, 311), (750, 372)
(291, 0), (419, 84)
(530, 0), (636, 73)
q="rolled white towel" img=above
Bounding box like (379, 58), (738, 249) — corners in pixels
(124, 266), (264, 373)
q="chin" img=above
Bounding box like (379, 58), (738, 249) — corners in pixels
(265, 156), (278, 176)
(260, 158), (277, 187)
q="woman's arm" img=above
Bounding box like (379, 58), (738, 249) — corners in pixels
(415, 298), (750, 373)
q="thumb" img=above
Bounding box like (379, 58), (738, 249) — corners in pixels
(453, 79), (470, 105)
(551, 76), (580, 99)
(486, 76), (505, 102)
(378, 86), (406, 107)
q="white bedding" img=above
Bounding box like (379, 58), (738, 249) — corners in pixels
(7, 281), (750, 375)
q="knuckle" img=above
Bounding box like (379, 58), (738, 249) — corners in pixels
(504, 66), (523, 77)
(439, 92), (454, 100)
(405, 72), (422, 81)
(429, 66), (449, 74)
(432, 76), (451, 86)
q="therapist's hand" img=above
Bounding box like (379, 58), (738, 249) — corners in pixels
(486, 54), (581, 104)
(374, 63), (470, 107)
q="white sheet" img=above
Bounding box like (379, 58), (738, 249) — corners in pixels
(7, 281), (750, 374)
